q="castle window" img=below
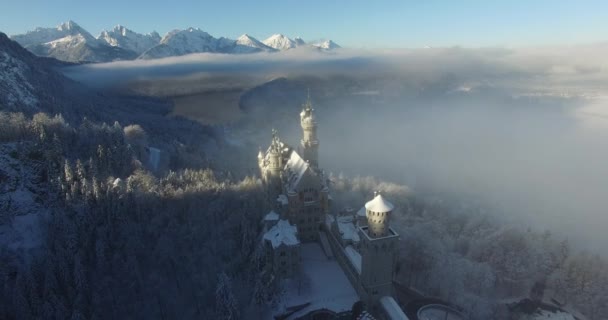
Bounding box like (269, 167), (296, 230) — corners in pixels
(280, 251), (286, 257)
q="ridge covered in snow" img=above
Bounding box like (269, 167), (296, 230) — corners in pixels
(11, 21), (136, 62)
(12, 20), (97, 48)
(12, 21), (341, 62)
(139, 27), (219, 59)
(98, 25), (161, 55)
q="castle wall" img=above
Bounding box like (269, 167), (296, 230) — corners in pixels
(287, 172), (324, 242)
(323, 225), (367, 301)
(359, 227), (399, 302)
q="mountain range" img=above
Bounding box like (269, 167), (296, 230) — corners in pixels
(10, 21), (341, 63)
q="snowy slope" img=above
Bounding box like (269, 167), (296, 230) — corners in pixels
(262, 34), (299, 50)
(0, 31), (116, 119)
(98, 25), (161, 55)
(0, 143), (51, 256)
(0, 50), (38, 109)
(0, 32), (55, 112)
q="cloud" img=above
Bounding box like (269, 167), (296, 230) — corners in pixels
(62, 43), (608, 255)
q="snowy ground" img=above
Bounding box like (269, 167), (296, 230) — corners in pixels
(274, 242), (359, 319)
(528, 310), (576, 320)
(0, 211), (48, 252)
(418, 305), (465, 320)
(0, 143), (50, 258)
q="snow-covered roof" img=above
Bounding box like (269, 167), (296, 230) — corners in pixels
(365, 194), (395, 212)
(277, 194), (288, 205)
(356, 311), (377, 320)
(417, 304), (466, 320)
(357, 206), (366, 217)
(337, 216), (360, 243)
(284, 151), (309, 190)
(380, 296), (409, 320)
(263, 219), (299, 249)
(344, 245), (362, 274)
(264, 210), (279, 221)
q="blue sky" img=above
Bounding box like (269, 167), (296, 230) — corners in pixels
(1, 0), (607, 48)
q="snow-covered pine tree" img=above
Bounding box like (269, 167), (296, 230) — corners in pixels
(215, 272), (240, 320)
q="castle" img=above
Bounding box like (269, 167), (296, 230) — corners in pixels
(258, 95), (407, 320)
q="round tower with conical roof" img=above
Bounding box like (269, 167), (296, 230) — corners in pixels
(359, 191), (400, 305)
(365, 191), (395, 238)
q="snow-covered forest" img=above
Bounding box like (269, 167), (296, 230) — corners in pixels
(331, 175), (608, 320)
(0, 111), (269, 319)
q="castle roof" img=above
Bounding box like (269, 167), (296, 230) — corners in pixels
(337, 215), (360, 243)
(263, 219), (299, 249)
(264, 210), (279, 221)
(357, 206), (366, 217)
(284, 151), (309, 190)
(365, 194), (394, 212)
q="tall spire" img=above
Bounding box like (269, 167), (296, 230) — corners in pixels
(302, 88), (313, 113)
(300, 90), (319, 168)
(306, 88), (311, 109)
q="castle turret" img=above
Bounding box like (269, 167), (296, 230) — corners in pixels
(359, 192), (399, 305)
(257, 147), (264, 170)
(300, 92), (319, 168)
(266, 129), (283, 199)
(365, 191), (394, 238)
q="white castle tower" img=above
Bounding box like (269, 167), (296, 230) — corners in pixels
(299, 92), (319, 168)
(261, 129), (284, 200)
(359, 192), (400, 303)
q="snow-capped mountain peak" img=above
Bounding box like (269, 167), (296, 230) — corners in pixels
(12, 20), (97, 48)
(263, 34), (297, 51)
(312, 39), (341, 50)
(294, 37), (307, 46)
(236, 34), (263, 47)
(98, 24), (160, 55)
(139, 27), (219, 59)
(231, 34), (275, 53)
(57, 20), (80, 32)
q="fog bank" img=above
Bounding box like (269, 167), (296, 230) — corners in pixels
(63, 44), (608, 255)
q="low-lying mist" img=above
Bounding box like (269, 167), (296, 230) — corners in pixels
(63, 44), (608, 255)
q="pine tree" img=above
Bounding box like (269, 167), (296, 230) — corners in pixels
(64, 159), (74, 183)
(75, 159), (86, 182)
(215, 272), (240, 320)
